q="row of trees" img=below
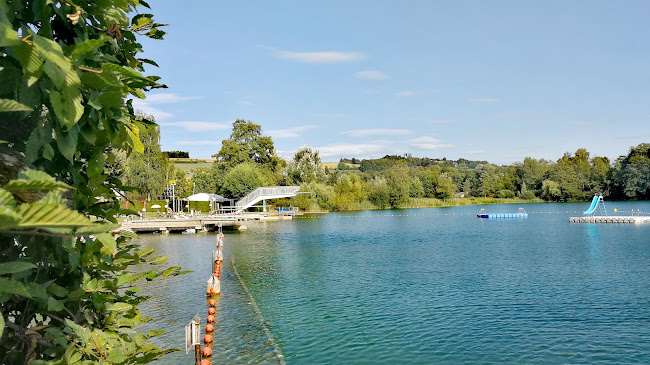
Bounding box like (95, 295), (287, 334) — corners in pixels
(122, 117), (649, 211)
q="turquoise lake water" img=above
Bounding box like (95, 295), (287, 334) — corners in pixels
(139, 202), (650, 364)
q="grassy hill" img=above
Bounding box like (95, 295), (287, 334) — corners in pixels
(169, 158), (214, 172)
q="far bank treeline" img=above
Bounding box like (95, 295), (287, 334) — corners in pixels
(118, 118), (650, 211)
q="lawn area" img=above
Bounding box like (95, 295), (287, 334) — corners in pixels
(171, 162), (214, 172)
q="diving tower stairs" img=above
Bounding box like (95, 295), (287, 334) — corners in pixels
(234, 186), (300, 213)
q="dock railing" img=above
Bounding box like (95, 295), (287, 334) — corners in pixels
(235, 186), (300, 212)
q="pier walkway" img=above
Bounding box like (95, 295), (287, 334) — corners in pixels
(569, 216), (650, 224)
(121, 217), (247, 233)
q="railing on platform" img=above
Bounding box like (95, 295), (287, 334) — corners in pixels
(235, 186), (300, 212)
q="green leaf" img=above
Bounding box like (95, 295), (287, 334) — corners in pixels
(0, 188), (16, 207)
(126, 126), (144, 154)
(55, 125), (78, 161)
(0, 23), (21, 47)
(47, 283), (70, 298)
(65, 319), (90, 344)
(70, 37), (108, 60)
(0, 98), (32, 112)
(13, 43), (44, 75)
(0, 278), (32, 298)
(0, 261), (37, 274)
(24, 128), (40, 163)
(14, 203), (94, 229)
(50, 69), (83, 128)
(138, 58), (159, 67)
(0, 312), (4, 337)
(161, 266), (180, 278)
(131, 14), (153, 29)
(107, 348), (128, 363)
(103, 8), (129, 26)
(73, 223), (119, 235)
(33, 34), (70, 76)
(102, 63), (151, 83)
(4, 177), (70, 193)
(98, 90), (123, 108)
(87, 152), (105, 178)
(42, 143), (55, 160)
(107, 302), (133, 312)
(115, 229), (139, 239)
(47, 297), (64, 311)
(147, 256), (167, 265)
(146, 329), (165, 338)
(0, 206), (21, 229)
(95, 232), (117, 253)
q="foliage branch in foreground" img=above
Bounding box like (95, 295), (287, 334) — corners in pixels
(0, 0), (186, 363)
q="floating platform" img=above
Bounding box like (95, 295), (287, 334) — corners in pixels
(569, 216), (650, 224)
(477, 208), (528, 219)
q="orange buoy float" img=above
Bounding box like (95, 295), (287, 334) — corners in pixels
(200, 359), (210, 365)
(206, 315), (215, 323)
(208, 299), (216, 307)
(201, 347), (212, 357)
(208, 307), (216, 315)
(205, 324), (214, 333)
(203, 334), (213, 343)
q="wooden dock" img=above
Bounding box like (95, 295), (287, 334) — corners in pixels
(120, 212), (297, 233)
(569, 216), (650, 224)
(121, 218), (247, 234)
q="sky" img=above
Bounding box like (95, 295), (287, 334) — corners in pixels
(133, 1), (650, 165)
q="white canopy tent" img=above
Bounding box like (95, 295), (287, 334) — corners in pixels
(185, 193), (227, 214)
(186, 193), (227, 202)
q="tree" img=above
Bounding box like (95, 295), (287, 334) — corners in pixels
(386, 165), (410, 208)
(368, 177), (390, 208)
(221, 162), (268, 198)
(435, 173), (455, 199)
(409, 177), (424, 198)
(192, 166), (221, 194)
(123, 118), (167, 200)
(611, 143), (650, 199)
(163, 151), (189, 158)
(213, 119), (281, 170)
(331, 174), (366, 210)
(284, 146), (324, 184)
(0, 1), (181, 363)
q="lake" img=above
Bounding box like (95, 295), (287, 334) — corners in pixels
(138, 202), (650, 364)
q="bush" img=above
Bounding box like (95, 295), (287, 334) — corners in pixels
(497, 190), (516, 199)
(521, 191), (537, 200)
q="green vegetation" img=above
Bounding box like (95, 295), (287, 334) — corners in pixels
(0, 0), (185, 363)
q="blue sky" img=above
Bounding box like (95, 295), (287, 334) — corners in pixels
(133, 1), (650, 164)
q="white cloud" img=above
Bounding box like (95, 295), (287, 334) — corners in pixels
(342, 128), (413, 137)
(272, 49), (365, 64)
(467, 150), (487, 155)
(131, 93), (199, 121)
(397, 91), (415, 97)
(162, 122), (230, 132)
(131, 100), (173, 120)
(356, 70), (388, 80)
(469, 98), (499, 103)
(316, 142), (403, 160)
(408, 136), (454, 150)
(239, 101), (255, 106)
(144, 93), (200, 104)
(176, 141), (221, 146)
(267, 125), (318, 138)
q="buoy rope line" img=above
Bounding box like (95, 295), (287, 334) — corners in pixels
(328, 209), (650, 218)
(231, 258), (286, 365)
